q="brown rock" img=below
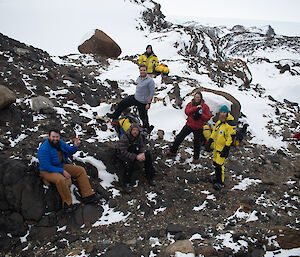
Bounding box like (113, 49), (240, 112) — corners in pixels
(162, 239), (195, 256)
(0, 85), (16, 109)
(78, 29), (121, 58)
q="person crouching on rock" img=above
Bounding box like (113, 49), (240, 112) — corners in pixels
(205, 105), (236, 190)
(138, 45), (159, 75)
(117, 123), (156, 194)
(166, 91), (211, 163)
(38, 129), (98, 213)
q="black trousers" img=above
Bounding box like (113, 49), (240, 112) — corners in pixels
(170, 124), (205, 160)
(119, 150), (155, 184)
(111, 95), (150, 128)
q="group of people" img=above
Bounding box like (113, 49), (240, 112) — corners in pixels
(37, 45), (238, 212)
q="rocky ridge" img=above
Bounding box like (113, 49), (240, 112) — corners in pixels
(0, 1), (300, 256)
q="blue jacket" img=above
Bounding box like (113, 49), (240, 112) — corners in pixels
(38, 139), (78, 174)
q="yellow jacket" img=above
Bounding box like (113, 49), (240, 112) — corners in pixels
(210, 113), (236, 151)
(138, 53), (159, 74)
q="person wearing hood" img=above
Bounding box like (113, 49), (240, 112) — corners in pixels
(138, 45), (159, 74)
(117, 123), (156, 193)
(205, 105), (237, 190)
(166, 91), (211, 163)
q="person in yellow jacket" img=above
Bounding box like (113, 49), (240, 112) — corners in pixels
(205, 105), (236, 190)
(138, 45), (159, 74)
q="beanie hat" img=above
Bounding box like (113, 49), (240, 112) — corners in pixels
(219, 105), (229, 114)
(146, 45), (152, 50)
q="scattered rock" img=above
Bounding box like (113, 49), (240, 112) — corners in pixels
(162, 239), (195, 256)
(30, 96), (54, 113)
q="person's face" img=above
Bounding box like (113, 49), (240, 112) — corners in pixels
(131, 127), (139, 137)
(194, 94), (202, 103)
(146, 47), (152, 53)
(48, 131), (60, 146)
(219, 111), (227, 122)
(139, 67), (147, 78)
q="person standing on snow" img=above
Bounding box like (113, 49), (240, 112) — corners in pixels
(166, 91), (211, 163)
(205, 105), (236, 190)
(117, 123), (156, 194)
(107, 64), (155, 133)
(138, 45), (159, 74)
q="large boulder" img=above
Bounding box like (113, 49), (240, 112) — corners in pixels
(78, 29), (122, 58)
(0, 85), (16, 109)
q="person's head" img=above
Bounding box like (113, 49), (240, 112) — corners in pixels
(139, 64), (147, 78)
(48, 129), (60, 147)
(146, 45), (152, 53)
(219, 105), (229, 122)
(193, 91), (203, 104)
(130, 124), (140, 137)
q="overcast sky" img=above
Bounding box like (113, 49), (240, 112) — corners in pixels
(155, 0), (300, 23)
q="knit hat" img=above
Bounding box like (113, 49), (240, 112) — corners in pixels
(219, 105), (229, 114)
(146, 45), (152, 50)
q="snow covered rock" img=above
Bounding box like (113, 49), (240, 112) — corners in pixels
(0, 85), (16, 109)
(78, 29), (122, 57)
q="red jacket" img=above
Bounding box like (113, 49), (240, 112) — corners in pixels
(185, 100), (211, 130)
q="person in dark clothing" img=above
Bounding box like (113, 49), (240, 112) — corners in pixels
(117, 123), (156, 193)
(166, 91), (211, 163)
(107, 64), (155, 133)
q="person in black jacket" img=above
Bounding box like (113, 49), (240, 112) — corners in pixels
(117, 123), (156, 193)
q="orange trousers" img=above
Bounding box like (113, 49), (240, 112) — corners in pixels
(40, 164), (94, 206)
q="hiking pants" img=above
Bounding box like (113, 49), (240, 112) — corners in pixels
(40, 164), (94, 206)
(119, 150), (155, 184)
(213, 150), (226, 183)
(170, 124), (205, 160)
(111, 95), (150, 128)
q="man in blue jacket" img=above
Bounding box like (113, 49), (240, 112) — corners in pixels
(38, 129), (97, 212)
(107, 64), (155, 133)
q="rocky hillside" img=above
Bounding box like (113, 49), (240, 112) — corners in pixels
(0, 1), (300, 256)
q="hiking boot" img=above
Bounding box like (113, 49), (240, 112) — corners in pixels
(213, 182), (224, 191)
(147, 178), (156, 186)
(191, 159), (200, 164)
(63, 204), (75, 213)
(146, 125), (154, 134)
(123, 183), (132, 194)
(166, 151), (176, 156)
(106, 113), (116, 119)
(82, 193), (99, 205)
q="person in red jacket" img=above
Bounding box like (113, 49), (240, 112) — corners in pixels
(166, 91), (211, 163)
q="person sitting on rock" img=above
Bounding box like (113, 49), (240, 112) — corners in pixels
(166, 91), (211, 163)
(107, 64), (155, 133)
(117, 123), (156, 193)
(205, 105), (236, 190)
(138, 45), (159, 74)
(38, 129), (98, 212)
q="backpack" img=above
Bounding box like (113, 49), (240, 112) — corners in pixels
(116, 115), (141, 136)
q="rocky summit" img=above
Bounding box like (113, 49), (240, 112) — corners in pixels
(0, 1), (299, 256)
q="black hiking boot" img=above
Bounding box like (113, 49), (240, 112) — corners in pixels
(146, 125), (154, 134)
(213, 182), (224, 191)
(82, 193), (99, 205)
(106, 113), (116, 119)
(63, 204), (75, 213)
(123, 183), (132, 194)
(147, 178), (156, 186)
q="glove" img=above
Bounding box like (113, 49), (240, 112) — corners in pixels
(220, 145), (230, 158)
(205, 138), (213, 152)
